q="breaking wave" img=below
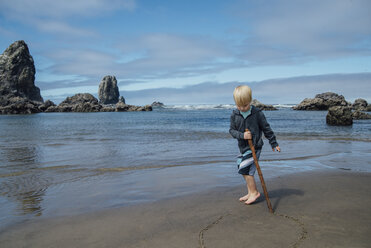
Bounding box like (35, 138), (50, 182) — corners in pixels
(162, 104), (235, 110)
(155, 104), (297, 110)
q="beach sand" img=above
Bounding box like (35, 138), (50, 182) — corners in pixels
(1, 169), (370, 248)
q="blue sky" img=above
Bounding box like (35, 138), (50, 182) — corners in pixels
(1, 0), (370, 105)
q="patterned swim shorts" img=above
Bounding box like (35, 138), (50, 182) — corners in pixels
(237, 149), (261, 175)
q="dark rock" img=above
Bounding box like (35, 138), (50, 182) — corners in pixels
(48, 94), (151, 113)
(57, 93), (101, 112)
(251, 99), (277, 111)
(60, 93), (99, 105)
(39, 100), (56, 112)
(293, 97), (327, 110)
(294, 92), (348, 110)
(138, 105), (152, 111)
(326, 106), (353, 126)
(44, 106), (60, 113)
(98, 75), (119, 104)
(352, 110), (371, 120)
(100, 106), (116, 112)
(118, 96), (126, 104)
(115, 102), (130, 112)
(352, 98), (368, 111)
(0, 40), (43, 103)
(151, 101), (165, 107)
(0, 40), (44, 114)
(0, 96), (41, 114)
(0, 97), (41, 114)
(116, 102), (152, 112)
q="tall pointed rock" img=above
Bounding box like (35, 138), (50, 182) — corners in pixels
(98, 75), (119, 104)
(0, 40), (43, 102)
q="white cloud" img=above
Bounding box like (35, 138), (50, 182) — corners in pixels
(116, 33), (235, 79)
(121, 73), (371, 105)
(233, 0), (371, 64)
(45, 49), (119, 77)
(38, 33), (234, 86)
(0, 0), (136, 19)
(34, 20), (96, 37)
(0, 0), (136, 36)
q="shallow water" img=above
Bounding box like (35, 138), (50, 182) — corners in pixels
(0, 107), (370, 229)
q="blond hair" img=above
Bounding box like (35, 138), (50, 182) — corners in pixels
(233, 85), (252, 106)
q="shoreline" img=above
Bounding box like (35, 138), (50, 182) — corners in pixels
(1, 169), (370, 247)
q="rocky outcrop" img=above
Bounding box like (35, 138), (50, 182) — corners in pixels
(118, 96), (126, 104)
(98, 76), (119, 104)
(151, 101), (165, 108)
(352, 98), (368, 111)
(46, 93), (101, 112)
(352, 110), (371, 120)
(116, 102), (152, 112)
(0, 41), (154, 114)
(0, 40), (43, 103)
(59, 93), (102, 112)
(39, 100), (56, 112)
(251, 99), (277, 111)
(0, 96), (41, 114)
(0, 40), (44, 114)
(44, 93), (152, 112)
(326, 106), (353, 126)
(293, 92), (348, 110)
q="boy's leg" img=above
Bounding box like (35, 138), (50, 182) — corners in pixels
(239, 177), (250, 201)
(243, 175), (260, 205)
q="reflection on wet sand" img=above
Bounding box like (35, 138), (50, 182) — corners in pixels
(0, 145), (46, 216)
(17, 188), (45, 216)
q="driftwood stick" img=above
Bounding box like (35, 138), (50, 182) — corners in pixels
(245, 128), (274, 213)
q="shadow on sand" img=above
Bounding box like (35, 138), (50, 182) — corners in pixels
(256, 188), (304, 211)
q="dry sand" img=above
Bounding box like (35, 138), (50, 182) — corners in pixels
(1, 169), (370, 248)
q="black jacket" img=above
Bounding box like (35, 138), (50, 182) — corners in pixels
(229, 105), (278, 154)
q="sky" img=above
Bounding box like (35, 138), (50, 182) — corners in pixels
(0, 0), (370, 105)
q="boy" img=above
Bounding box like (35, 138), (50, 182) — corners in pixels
(229, 85), (281, 205)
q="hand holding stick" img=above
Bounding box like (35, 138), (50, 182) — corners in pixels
(245, 129), (274, 213)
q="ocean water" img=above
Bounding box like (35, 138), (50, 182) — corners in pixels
(1, 105), (370, 229)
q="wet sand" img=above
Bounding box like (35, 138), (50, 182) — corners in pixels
(1, 169), (370, 248)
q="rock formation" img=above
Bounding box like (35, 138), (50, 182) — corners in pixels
(251, 99), (277, 111)
(293, 92), (348, 110)
(39, 100), (56, 112)
(116, 102), (152, 112)
(0, 40), (43, 102)
(151, 101), (165, 108)
(98, 76), (119, 104)
(118, 96), (126, 104)
(46, 93), (101, 112)
(44, 93), (152, 112)
(352, 110), (371, 120)
(352, 98), (368, 111)
(0, 96), (41, 114)
(326, 106), (353, 126)
(0, 41), (157, 114)
(0, 40), (44, 114)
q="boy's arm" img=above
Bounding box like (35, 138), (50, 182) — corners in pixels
(229, 114), (244, 140)
(258, 111), (279, 148)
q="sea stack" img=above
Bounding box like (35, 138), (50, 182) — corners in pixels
(0, 40), (43, 102)
(0, 40), (44, 114)
(98, 75), (119, 104)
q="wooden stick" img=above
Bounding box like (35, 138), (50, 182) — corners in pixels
(245, 129), (274, 213)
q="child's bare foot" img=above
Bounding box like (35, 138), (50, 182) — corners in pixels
(239, 194), (249, 202)
(244, 192), (260, 205)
